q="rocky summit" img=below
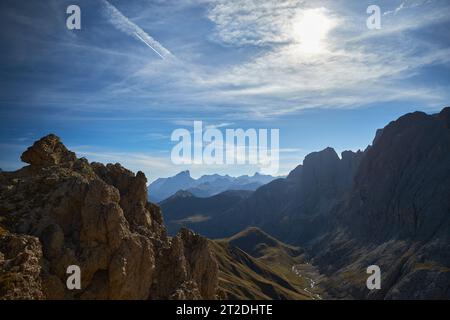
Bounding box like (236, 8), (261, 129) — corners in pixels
(0, 134), (218, 299)
(312, 107), (450, 299)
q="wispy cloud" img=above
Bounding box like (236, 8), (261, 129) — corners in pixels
(384, 0), (432, 16)
(89, 0), (449, 119)
(70, 145), (173, 181)
(142, 133), (171, 141)
(207, 0), (305, 46)
(205, 122), (234, 130)
(3, 0), (450, 125)
(169, 121), (235, 132)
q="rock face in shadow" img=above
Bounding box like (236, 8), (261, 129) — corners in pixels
(313, 107), (450, 299)
(0, 134), (218, 300)
(153, 107), (450, 299)
(160, 189), (253, 236)
(182, 146), (363, 246)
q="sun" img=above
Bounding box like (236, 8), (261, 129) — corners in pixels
(292, 8), (336, 55)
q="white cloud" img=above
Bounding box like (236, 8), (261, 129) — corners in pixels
(205, 122), (234, 129)
(207, 0), (306, 46)
(170, 119), (197, 127)
(17, 0), (450, 120)
(71, 146), (175, 182)
(384, 0), (432, 16)
(202, 2), (448, 114)
(109, 0), (448, 119)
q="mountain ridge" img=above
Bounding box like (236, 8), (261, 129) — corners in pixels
(148, 170), (277, 202)
(1, 107), (449, 299)
(157, 106), (450, 299)
(160, 146), (363, 245)
(312, 107), (450, 299)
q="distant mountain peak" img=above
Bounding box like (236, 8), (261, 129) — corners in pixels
(176, 170), (191, 177)
(149, 170), (277, 202)
(303, 147), (339, 164)
(300, 147), (342, 179)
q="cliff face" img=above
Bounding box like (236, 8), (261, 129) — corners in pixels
(279, 147), (363, 244)
(0, 134), (218, 300)
(182, 147), (363, 245)
(313, 107), (450, 299)
(346, 109), (450, 241)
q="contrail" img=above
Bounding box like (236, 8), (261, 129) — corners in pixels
(101, 0), (173, 60)
(134, 32), (165, 60)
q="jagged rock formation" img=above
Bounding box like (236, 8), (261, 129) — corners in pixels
(164, 146), (363, 245)
(2, 107), (448, 300)
(0, 134), (218, 300)
(155, 107), (450, 299)
(313, 107), (450, 299)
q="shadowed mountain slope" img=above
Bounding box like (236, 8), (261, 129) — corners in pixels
(226, 227), (303, 259)
(212, 227), (323, 300)
(157, 107), (450, 299)
(312, 107), (450, 299)
(160, 190), (253, 236)
(161, 147), (363, 245)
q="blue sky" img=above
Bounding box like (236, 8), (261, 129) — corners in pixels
(1, 0), (449, 182)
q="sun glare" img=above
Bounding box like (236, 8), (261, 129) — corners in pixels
(292, 8), (336, 55)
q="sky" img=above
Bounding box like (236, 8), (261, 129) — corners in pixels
(0, 0), (449, 182)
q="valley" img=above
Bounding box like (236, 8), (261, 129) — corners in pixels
(211, 227), (324, 300)
(160, 107), (450, 299)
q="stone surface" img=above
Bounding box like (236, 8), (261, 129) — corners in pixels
(312, 107), (450, 299)
(0, 134), (218, 300)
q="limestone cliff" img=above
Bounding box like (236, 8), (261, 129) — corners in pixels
(0, 134), (218, 300)
(312, 107), (450, 299)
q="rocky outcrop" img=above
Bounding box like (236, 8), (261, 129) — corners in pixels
(313, 107), (450, 299)
(20, 134), (77, 166)
(0, 134), (218, 300)
(279, 147), (363, 244)
(0, 234), (44, 299)
(150, 228), (218, 299)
